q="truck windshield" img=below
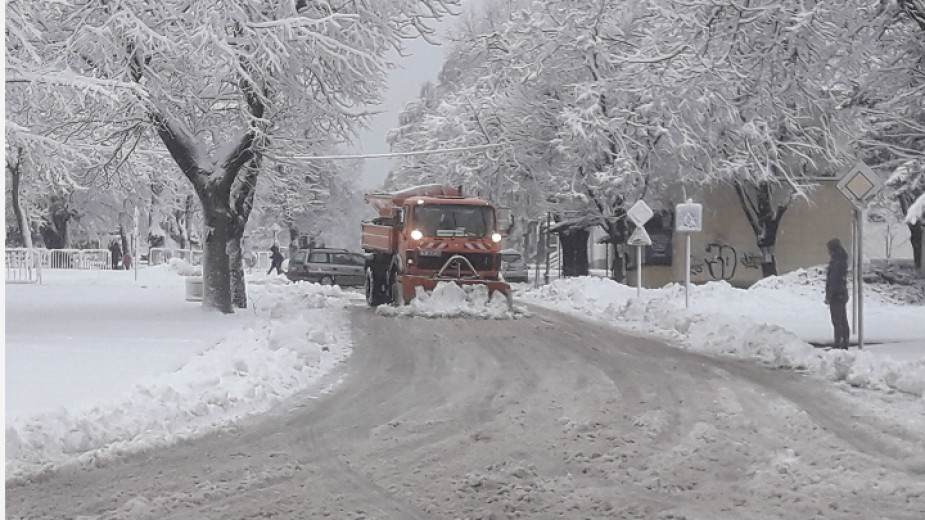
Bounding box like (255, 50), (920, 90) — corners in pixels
(413, 204), (495, 238)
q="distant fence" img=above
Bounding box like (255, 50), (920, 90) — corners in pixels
(7, 247), (276, 279)
(254, 251), (271, 269)
(6, 247), (117, 282)
(5, 248), (41, 283)
(43, 249), (111, 270)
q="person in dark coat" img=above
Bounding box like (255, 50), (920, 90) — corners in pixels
(267, 244), (284, 275)
(825, 238), (850, 349)
(109, 241), (122, 270)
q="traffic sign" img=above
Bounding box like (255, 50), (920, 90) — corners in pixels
(627, 226), (652, 246)
(675, 201), (703, 232)
(837, 161), (882, 207)
(627, 200), (654, 227)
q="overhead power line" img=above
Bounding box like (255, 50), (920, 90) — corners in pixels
(284, 143), (503, 161)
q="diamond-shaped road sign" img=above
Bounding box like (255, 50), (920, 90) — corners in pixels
(837, 160), (883, 207)
(627, 200), (654, 227)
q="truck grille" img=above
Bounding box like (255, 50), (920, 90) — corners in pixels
(415, 252), (495, 273)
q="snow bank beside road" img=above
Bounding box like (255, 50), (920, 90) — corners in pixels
(521, 272), (925, 398)
(5, 270), (354, 482)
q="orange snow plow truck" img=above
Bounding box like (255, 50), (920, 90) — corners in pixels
(361, 184), (512, 308)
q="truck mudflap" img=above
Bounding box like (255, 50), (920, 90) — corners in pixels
(396, 274), (512, 309)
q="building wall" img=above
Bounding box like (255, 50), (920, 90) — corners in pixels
(639, 181), (855, 288)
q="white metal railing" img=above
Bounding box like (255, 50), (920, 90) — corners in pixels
(254, 251), (271, 269)
(42, 249), (111, 270)
(5, 248), (41, 283)
(7, 248), (115, 276)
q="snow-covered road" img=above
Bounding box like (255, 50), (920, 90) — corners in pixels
(7, 305), (925, 519)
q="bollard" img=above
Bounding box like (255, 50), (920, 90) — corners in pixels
(185, 276), (204, 302)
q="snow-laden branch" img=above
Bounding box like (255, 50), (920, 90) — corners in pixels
(287, 144), (504, 161)
(5, 71), (149, 102)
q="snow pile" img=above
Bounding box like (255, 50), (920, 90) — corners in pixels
(164, 256), (202, 276)
(906, 192), (925, 224)
(522, 273), (925, 398)
(376, 281), (531, 319)
(5, 276), (354, 482)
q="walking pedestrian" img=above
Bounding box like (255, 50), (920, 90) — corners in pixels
(267, 244), (284, 275)
(825, 238), (850, 349)
(109, 241), (122, 270)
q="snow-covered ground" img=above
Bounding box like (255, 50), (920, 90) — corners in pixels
(5, 263), (924, 481)
(5, 263), (355, 480)
(519, 270), (925, 395)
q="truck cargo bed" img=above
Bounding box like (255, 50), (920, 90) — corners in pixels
(361, 223), (396, 253)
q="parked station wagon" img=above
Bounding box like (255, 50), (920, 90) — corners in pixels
(286, 248), (366, 286)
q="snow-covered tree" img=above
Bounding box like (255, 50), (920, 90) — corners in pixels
(10, 0), (460, 312)
(852, 0), (925, 270)
(389, 0), (685, 279)
(886, 161), (925, 269)
(389, 0), (924, 280)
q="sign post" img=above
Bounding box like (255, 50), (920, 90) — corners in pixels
(836, 160), (883, 350)
(271, 223), (282, 246)
(675, 200), (703, 309)
(627, 200), (655, 296)
(133, 206), (139, 282)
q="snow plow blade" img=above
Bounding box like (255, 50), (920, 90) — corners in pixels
(396, 275), (513, 310)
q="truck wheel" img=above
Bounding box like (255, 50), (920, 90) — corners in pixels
(390, 268), (405, 306)
(365, 267), (387, 306)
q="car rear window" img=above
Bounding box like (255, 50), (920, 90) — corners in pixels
(307, 252), (329, 263)
(291, 250), (307, 264)
(501, 253), (521, 262)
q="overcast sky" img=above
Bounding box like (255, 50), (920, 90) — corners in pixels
(354, 1), (481, 189)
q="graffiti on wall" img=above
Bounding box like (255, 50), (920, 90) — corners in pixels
(704, 243), (738, 280)
(739, 252), (764, 270)
(690, 242), (763, 281)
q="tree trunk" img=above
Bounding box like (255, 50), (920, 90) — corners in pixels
(287, 224), (299, 258)
(202, 201), (235, 314)
(145, 50), (264, 313)
(119, 225), (130, 260)
(230, 165), (260, 309)
(733, 181), (790, 278)
(8, 150), (27, 247)
(910, 223), (923, 272)
(39, 195), (72, 249)
(229, 234), (247, 309)
(559, 227), (590, 277)
(152, 108), (264, 313)
(184, 194), (195, 248)
(603, 218), (628, 283)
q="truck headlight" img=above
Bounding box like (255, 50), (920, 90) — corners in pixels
(491, 233), (502, 243)
(411, 229), (423, 240)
